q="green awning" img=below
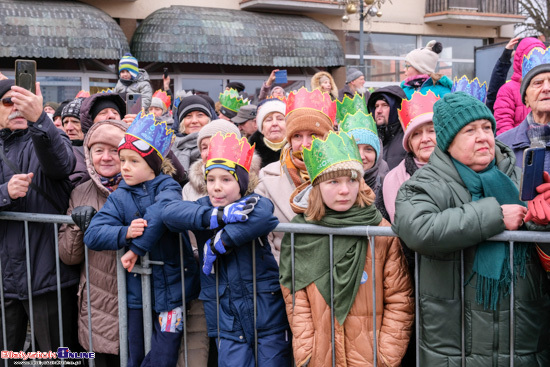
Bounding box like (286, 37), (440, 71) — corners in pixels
(131, 6), (344, 67)
(0, 0), (129, 59)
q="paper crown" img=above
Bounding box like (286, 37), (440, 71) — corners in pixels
(219, 89), (249, 112)
(339, 111), (377, 137)
(336, 93), (368, 123)
(206, 132), (255, 173)
(451, 76), (488, 103)
(522, 46), (550, 80)
(286, 87), (337, 124)
(97, 88), (114, 94)
(75, 90), (90, 99)
(125, 111), (175, 159)
(265, 95), (287, 104)
(303, 130), (362, 183)
(398, 91), (440, 131)
(152, 90), (171, 110)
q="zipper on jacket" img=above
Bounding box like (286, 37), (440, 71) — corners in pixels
(492, 309), (499, 367)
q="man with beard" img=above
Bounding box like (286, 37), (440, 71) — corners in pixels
(338, 67), (370, 101)
(367, 85), (407, 170)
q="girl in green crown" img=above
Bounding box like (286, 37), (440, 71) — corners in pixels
(279, 131), (414, 367)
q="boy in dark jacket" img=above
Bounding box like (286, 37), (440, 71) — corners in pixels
(84, 112), (199, 367)
(162, 132), (292, 367)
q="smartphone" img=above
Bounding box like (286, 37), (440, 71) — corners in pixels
(520, 147), (546, 201)
(274, 70), (288, 84)
(163, 67), (169, 78)
(15, 59), (36, 94)
(126, 93), (142, 115)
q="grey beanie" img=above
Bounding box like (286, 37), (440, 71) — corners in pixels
(150, 97), (167, 113)
(346, 68), (364, 83)
(196, 119), (241, 149)
(62, 98), (84, 121)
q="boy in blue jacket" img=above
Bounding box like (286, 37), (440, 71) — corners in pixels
(84, 112), (199, 367)
(162, 132), (291, 367)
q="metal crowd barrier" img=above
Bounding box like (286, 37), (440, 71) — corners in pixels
(1, 212), (550, 367)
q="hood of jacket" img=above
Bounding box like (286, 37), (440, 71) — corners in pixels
(310, 71), (338, 99)
(83, 120), (128, 197)
(367, 85), (406, 127)
(512, 37), (546, 82)
(80, 93), (127, 134)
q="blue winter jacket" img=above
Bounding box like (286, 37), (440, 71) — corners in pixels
(162, 195), (289, 345)
(497, 116), (550, 172)
(84, 174), (200, 312)
(400, 75), (452, 99)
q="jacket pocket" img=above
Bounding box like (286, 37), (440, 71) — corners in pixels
(254, 284), (288, 332)
(420, 294), (462, 355)
(200, 284), (235, 333)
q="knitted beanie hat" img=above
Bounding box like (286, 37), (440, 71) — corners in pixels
(256, 98), (286, 133)
(433, 91), (496, 152)
(61, 98), (84, 121)
(150, 97), (167, 114)
(285, 109), (333, 144)
(314, 160), (364, 186)
(90, 98), (123, 123)
(119, 53), (139, 79)
(346, 68), (364, 83)
(54, 100), (70, 119)
(196, 119), (241, 149)
(406, 40), (443, 75)
(177, 95), (212, 123)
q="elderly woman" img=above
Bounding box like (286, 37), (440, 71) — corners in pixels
(380, 91), (439, 223)
(249, 98), (287, 168)
(59, 120), (127, 367)
(255, 88), (335, 262)
(393, 92), (550, 366)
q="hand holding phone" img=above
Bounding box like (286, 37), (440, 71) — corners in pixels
(126, 93), (143, 115)
(520, 147), (545, 201)
(15, 60), (37, 94)
(274, 70), (287, 84)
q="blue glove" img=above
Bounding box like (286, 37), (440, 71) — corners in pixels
(210, 195), (260, 229)
(202, 231), (226, 275)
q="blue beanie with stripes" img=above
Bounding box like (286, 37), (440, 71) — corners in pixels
(119, 53), (139, 80)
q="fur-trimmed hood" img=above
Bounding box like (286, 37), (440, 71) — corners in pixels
(310, 71), (338, 100)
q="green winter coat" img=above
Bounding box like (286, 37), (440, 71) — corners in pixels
(393, 141), (550, 367)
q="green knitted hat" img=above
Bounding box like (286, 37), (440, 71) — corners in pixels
(433, 92), (496, 152)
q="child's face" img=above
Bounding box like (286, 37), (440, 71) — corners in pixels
(321, 79), (332, 92)
(119, 149), (155, 186)
(207, 168), (242, 207)
(120, 70), (132, 80)
(358, 144), (376, 171)
(319, 176), (359, 212)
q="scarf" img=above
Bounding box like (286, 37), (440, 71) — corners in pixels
(452, 158), (528, 310)
(263, 137), (287, 152)
(279, 205), (383, 324)
(100, 173), (122, 193)
(281, 146), (309, 187)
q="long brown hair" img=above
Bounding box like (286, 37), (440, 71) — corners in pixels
(304, 177), (374, 221)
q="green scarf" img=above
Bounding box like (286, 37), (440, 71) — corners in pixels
(279, 205), (382, 324)
(452, 158), (528, 310)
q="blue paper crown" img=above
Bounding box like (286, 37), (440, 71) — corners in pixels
(522, 46), (550, 80)
(126, 111), (175, 159)
(451, 76), (488, 103)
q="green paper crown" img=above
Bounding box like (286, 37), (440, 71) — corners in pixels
(339, 111), (377, 135)
(336, 93), (367, 123)
(303, 131), (362, 183)
(219, 89), (249, 112)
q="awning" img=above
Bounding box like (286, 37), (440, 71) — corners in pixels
(131, 6), (345, 68)
(0, 0), (129, 59)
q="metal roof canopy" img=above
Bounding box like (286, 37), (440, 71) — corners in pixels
(131, 6), (345, 68)
(0, 0), (129, 59)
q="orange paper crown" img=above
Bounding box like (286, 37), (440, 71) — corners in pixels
(285, 87), (337, 124)
(152, 89), (171, 110)
(75, 90), (90, 98)
(398, 90), (440, 131)
(206, 132), (255, 172)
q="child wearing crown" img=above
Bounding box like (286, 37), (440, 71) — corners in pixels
(84, 112), (200, 367)
(162, 132), (292, 367)
(279, 131), (414, 367)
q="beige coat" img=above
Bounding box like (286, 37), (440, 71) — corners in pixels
(58, 120), (127, 354)
(254, 160), (298, 263)
(310, 71), (339, 100)
(281, 219), (414, 367)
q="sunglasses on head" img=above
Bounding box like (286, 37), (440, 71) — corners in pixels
(1, 97), (13, 107)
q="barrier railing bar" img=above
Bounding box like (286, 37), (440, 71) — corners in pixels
(24, 220), (36, 353)
(178, 235), (188, 367)
(141, 253), (152, 354)
(370, 234), (377, 367)
(53, 224), (65, 367)
(116, 248), (128, 367)
(216, 260), (220, 349)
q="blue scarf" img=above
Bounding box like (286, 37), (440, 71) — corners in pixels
(100, 173), (122, 193)
(452, 158), (528, 310)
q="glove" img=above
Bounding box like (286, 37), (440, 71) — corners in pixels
(202, 231), (226, 275)
(210, 195), (260, 229)
(71, 205), (97, 232)
(525, 172), (550, 225)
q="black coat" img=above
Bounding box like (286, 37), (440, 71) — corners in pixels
(249, 131), (281, 168)
(0, 113), (78, 299)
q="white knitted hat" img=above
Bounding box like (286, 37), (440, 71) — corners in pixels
(405, 40), (443, 75)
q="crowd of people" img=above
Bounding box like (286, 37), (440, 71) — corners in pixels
(1, 38), (550, 367)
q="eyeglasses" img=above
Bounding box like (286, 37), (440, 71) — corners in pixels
(404, 64), (412, 70)
(1, 97), (13, 107)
